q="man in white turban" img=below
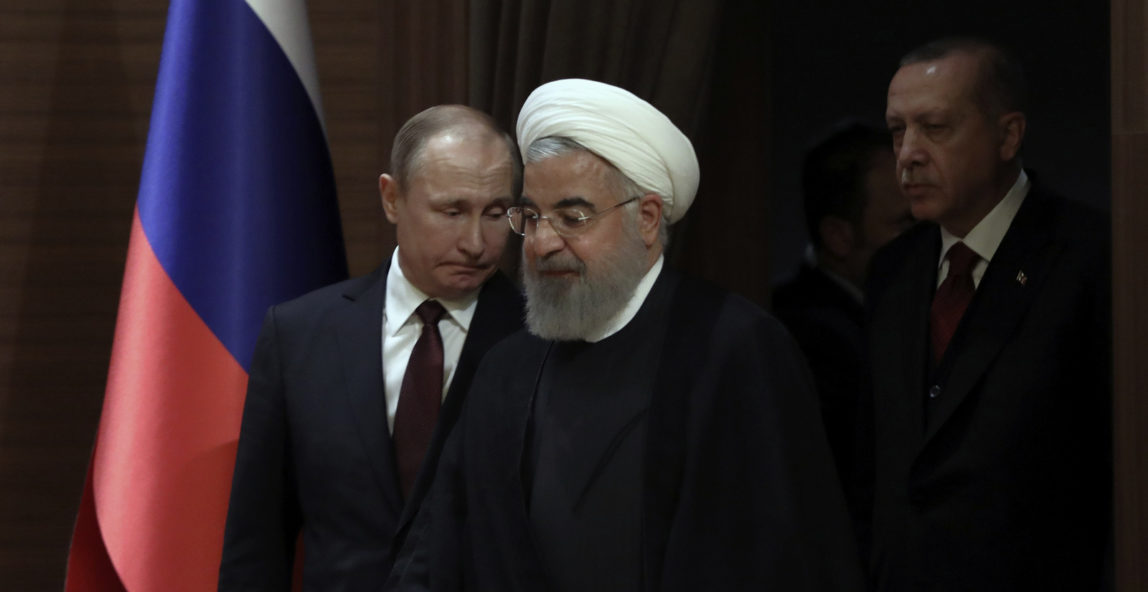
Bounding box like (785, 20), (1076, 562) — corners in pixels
(388, 79), (864, 592)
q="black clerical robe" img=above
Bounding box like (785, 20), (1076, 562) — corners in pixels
(526, 266), (669, 592)
(389, 266), (864, 591)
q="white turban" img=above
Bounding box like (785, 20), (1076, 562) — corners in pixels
(516, 79), (700, 224)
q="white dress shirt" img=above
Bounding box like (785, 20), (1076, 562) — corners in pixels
(382, 248), (479, 433)
(937, 170), (1030, 289)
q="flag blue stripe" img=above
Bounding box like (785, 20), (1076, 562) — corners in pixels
(137, 0), (347, 371)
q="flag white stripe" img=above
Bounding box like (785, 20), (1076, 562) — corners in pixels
(245, 0), (326, 134)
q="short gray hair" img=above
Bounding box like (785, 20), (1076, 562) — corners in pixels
(392, 105), (522, 195)
(900, 37), (1027, 119)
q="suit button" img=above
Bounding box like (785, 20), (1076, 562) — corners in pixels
(928, 385), (942, 399)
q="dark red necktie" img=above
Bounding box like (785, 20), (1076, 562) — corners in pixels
(930, 242), (979, 363)
(393, 300), (447, 500)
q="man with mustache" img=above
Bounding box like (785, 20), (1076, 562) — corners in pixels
(219, 105), (524, 590)
(866, 38), (1111, 590)
(389, 79), (863, 591)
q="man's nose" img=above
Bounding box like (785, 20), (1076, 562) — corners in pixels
(458, 216), (486, 257)
(897, 128), (927, 169)
(528, 217), (566, 257)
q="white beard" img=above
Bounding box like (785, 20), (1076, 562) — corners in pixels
(522, 217), (649, 341)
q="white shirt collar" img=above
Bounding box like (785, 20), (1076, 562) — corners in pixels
(585, 254), (664, 343)
(939, 169), (1030, 267)
(384, 248), (479, 337)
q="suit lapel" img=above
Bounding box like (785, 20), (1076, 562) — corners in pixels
(333, 265), (404, 515)
(922, 191), (1061, 444)
(879, 228), (937, 454)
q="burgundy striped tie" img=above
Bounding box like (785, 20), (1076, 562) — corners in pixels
(930, 242), (979, 363)
(393, 300), (446, 500)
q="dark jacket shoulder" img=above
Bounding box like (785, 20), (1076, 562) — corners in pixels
(865, 221), (934, 309)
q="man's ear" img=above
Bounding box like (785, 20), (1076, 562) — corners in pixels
(636, 193), (664, 247)
(380, 174), (400, 224)
(819, 215), (857, 259)
(998, 112), (1026, 162)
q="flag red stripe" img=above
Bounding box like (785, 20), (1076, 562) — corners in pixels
(65, 459), (126, 591)
(84, 208), (247, 591)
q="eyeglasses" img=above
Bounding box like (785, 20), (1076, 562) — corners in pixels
(506, 197), (639, 237)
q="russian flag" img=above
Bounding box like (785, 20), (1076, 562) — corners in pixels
(65, 1), (347, 590)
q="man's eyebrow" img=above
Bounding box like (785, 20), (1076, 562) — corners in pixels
(912, 108), (950, 122)
(555, 196), (594, 210)
(425, 196), (467, 209)
(517, 196), (595, 210)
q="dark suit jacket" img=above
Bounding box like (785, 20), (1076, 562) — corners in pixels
(864, 184), (1111, 591)
(218, 262), (523, 591)
(773, 264), (867, 489)
(391, 267), (865, 592)
(773, 263), (873, 558)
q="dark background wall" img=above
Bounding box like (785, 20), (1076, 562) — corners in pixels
(1, 2), (163, 587)
(768, 0), (1111, 285)
(0, 1), (1136, 590)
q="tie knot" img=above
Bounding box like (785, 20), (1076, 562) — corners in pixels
(946, 242), (979, 277)
(415, 300), (446, 326)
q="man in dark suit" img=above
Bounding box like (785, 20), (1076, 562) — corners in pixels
(390, 79), (864, 592)
(773, 122), (912, 496)
(867, 38), (1111, 590)
(218, 105), (525, 590)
